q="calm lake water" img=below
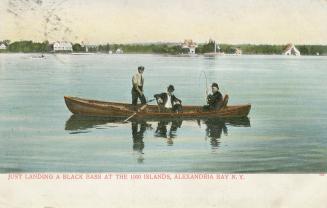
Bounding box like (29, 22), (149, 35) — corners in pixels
(0, 53), (326, 173)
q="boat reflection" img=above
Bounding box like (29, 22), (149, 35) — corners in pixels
(65, 115), (251, 152)
(65, 115), (124, 131)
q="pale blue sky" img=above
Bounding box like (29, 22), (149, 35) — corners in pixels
(1, 0), (327, 44)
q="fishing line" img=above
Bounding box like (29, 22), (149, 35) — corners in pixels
(199, 70), (208, 89)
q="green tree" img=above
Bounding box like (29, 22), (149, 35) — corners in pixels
(72, 43), (85, 52)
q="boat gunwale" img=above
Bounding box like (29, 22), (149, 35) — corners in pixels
(65, 96), (251, 108)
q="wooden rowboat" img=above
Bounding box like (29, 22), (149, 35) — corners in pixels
(64, 96), (251, 119)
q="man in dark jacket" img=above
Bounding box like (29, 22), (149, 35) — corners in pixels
(203, 82), (223, 111)
(154, 85), (182, 112)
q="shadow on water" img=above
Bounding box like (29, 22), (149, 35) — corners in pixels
(65, 115), (250, 151)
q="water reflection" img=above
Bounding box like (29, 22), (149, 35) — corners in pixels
(155, 120), (183, 145)
(65, 115), (250, 152)
(204, 119), (228, 149)
(65, 116), (123, 132)
(131, 121), (146, 154)
(131, 121), (152, 163)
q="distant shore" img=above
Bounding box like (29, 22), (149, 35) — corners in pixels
(0, 40), (327, 56)
(1, 52), (327, 58)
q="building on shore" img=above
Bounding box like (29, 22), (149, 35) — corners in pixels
(181, 39), (198, 54)
(116, 48), (123, 54)
(234, 48), (242, 55)
(0, 43), (7, 50)
(53, 41), (73, 52)
(283, 43), (300, 56)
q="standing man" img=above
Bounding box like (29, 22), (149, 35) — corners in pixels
(132, 66), (146, 109)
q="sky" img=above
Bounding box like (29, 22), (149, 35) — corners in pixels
(1, 0), (327, 44)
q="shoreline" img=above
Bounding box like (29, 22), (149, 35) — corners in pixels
(1, 41), (327, 56)
(0, 52), (325, 57)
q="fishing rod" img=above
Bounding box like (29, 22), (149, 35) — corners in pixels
(199, 70), (209, 102)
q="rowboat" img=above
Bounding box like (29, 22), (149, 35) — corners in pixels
(64, 96), (251, 119)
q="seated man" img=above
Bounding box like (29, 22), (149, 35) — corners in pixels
(154, 85), (182, 113)
(203, 83), (223, 111)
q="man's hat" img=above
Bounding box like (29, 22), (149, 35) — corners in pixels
(167, 85), (175, 92)
(211, 82), (219, 89)
(138, 66), (145, 71)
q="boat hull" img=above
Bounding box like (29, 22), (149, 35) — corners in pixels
(64, 96), (251, 119)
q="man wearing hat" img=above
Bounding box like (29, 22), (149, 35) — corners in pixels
(203, 82), (223, 111)
(154, 85), (182, 112)
(132, 66), (146, 108)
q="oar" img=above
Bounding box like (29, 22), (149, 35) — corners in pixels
(123, 99), (155, 123)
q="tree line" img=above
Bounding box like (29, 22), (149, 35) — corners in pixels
(1, 40), (327, 55)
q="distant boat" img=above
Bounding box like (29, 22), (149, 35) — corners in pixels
(64, 96), (251, 119)
(31, 54), (46, 59)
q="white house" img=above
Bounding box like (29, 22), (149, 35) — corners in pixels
(181, 39), (197, 54)
(53, 41), (73, 52)
(283, 43), (300, 56)
(0, 43), (7, 50)
(234, 48), (242, 55)
(116, 48), (123, 54)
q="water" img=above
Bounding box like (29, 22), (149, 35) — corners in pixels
(0, 53), (326, 172)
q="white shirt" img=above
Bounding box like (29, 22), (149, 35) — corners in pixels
(132, 72), (144, 87)
(165, 94), (172, 108)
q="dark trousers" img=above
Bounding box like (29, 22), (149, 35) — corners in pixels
(203, 105), (215, 111)
(132, 86), (146, 105)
